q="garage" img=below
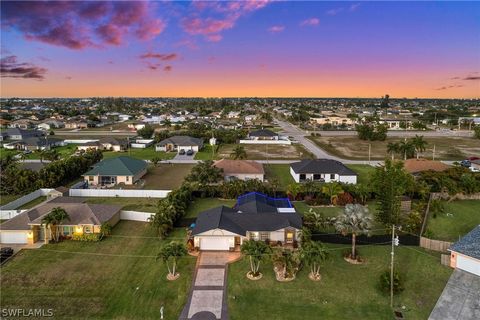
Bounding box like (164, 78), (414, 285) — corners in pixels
(0, 231), (28, 244)
(456, 254), (480, 276)
(200, 237), (232, 251)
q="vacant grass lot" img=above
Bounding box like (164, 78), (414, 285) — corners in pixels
(0, 194), (23, 206)
(26, 145), (77, 160)
(194, 144), (219, 160)
(426, 200), (480, 241)
(0, 221), (195, 319)
(346, 164), (376, 184)
(102, 147), (175, 161)
(264, 164), (295, 190)
(83, 197), (159, 213)
(216, 143), (313, 160)
(228, 244), (451, 320)
(308, 135), (480, 160)
(184, 198), (236, 218)
(144, 164), (194, 190)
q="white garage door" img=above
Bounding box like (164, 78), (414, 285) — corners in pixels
(200, 237), (231, 251)
(457, 255), (480, 276)
(0, 232), (28, 244)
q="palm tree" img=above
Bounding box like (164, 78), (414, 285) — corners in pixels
(411, 135), (428, 159)
(148, 207), (173, 239)
(231, 145), (247, 160)
(334, 204), (372, 261)
(157, 242), (187, 280)
(303, 208), (333, 231)
(241, 239), (270, 277)
(387, 142), (400, 160)
(352, 183), (370, 205)
(300, 241), (329, 280)
(41, 207), (70, 242)
(268, 178), (280, 197)
(287, 183), (302, 201)
(398, 139), (415, 160)
(273, 248), (300, 279)
(321, 182), (344, 205)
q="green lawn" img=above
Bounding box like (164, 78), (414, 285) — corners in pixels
(184, 198), (236, 218)
(194, 144), (218, 160)
(0, 148), (19, 159)
(228, 245), (452, 320)
(0, 221), (195, 319)
(426, 200), (480, 241)
(264, 164), (295, 190)
(102, 147), (175, 161)
(83, 197), (159, 213)
(17, 196), (47, 209)
(346, 164), (376, 185)
(144, 164), (194, 190)
(26, 145), (77, 160)
(0, 194), (23, 206)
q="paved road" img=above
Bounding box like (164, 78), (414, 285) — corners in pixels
(305, 129), (474, 137)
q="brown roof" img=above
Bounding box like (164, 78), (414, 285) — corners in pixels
(403, 159), (450, 174)
(0, 197), (121, 231)
(214, 159), (264, 175)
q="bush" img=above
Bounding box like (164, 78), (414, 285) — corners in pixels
(72, 233), (101, 242)
(336, 192), (354, 206)
(379, 270), (404, 294)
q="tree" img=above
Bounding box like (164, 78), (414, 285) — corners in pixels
(380, 94), (390, 109)
(41, 207), (70, 242)
(273, 248), (300, 279)
(149, 204), (173, 239)
(186, 160), (223, 185)
(387, 142), (400, 160)
(241, 240), (270, 277)
(137, 124), (154, 139)
(398, 139), (415, 160)
(43, 149), (60, 161)
(303, 208), (333, 231)
(352, 183), (370, 205)
(151, 156), (161, 166)
(287, 183), (302, 201)
(371, 159), (413, 225)
(411, 135), (428, 159)
(231, 145), (247, 160)
(157, 242), (187, 279)
(321, 182), (344, 204)
(334, 204), (372, 260)
(300, 241), (329, 280)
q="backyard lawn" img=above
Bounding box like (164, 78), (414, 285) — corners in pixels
(184, 198), (236, 218)
(346, 164), (376, 185)
(83, 197), (159, 213)
(0, 194), (23, 206)
(0, 221), (195, 319)
(194, 144), (218, 160)
(426, 200), (480, 241)
(228, 244), (452, 320)
(17, 196), (47, 209)
(308, 135), (480, 160)
(26, 145), (77, 160)
(264, 164), (295, 190)
(143, 164), (194, 190)
(102, 147), (175, 161)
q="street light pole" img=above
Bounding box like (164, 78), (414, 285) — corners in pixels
(390, 225), (399, 308)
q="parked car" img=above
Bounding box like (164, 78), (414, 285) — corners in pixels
(179, 149), (186, 155)
(460, 160), (471, 167)
(469, 166), (480, 173)
(186, 149), (194, 156)
(0, 247), (14, 262)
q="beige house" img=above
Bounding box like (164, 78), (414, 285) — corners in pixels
(214, 159), (265, 182)
(83, 156), (147, 187)
(310, 116), (355, 127)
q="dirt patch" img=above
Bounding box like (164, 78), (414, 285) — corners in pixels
(217, 144), (307, 160)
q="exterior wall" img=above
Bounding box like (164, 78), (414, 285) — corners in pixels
(155, 145), (167, 151)
(338, 175), (357, 184)
(290, 167), (300, 183)
(107, 211), (121, 227)
(116, 175), (134, 185)
(290, 167), (357, 184)
(239, 139), (291, 145)
(178, 145), (200, 152)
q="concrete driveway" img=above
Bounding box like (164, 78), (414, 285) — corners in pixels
(429, 269), (480, 320)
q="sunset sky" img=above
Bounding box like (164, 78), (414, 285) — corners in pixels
(1, 1), (479, 98)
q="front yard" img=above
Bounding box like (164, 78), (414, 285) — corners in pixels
(228, 244), (452, 320)
(0, 221), (195, 319)
(143, 164), (195, 190)
(102, 147), (175, 161)
(426, 200), (480, 241)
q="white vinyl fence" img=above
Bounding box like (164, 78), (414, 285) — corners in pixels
(69, 189), (171, 198)
(0, 210), (27, 220)
(239, 139), (292, 145)
(0, 189), (53, 210)
(120, 210), (154, 222)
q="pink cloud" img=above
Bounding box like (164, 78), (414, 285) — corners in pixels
(140, 53), (178, 61)
(268, 25), (285, 33)
(0, 55), (47, 80)
(164, 65), (172, 72)
(300, 18), (320, 27)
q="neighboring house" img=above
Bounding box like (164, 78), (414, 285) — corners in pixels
(98, 137), (128, 151)
(8, 119), (36, 129)
(310, 116), (356, 127)
(77, 141), (102, 151)
(3, 128), (44, 140)
(192, 192), (301, 251)
(214, 159), (265, 182)
(449, 225), (480, 276)
(403, 159), (450, 175)
(65, 121), (88, 129)
(0, 197), (121, 244)
(37, 120), (65, 131)
(379, 117), (413, 129)
(247, 129), (279, 140)
(155, 135), (204, 153)
(15, 137), (64, 151)
(83, 156), (147, 186)
(290, 159), (358, 184)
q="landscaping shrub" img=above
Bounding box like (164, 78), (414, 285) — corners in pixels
(379, 270), (404, 294)
(72, 233), (101, 242)
(336, 192), (354, 206)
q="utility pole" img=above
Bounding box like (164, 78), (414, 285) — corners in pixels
(368, 143), (371, 165)
(390, 225), (399, 308)
(432, 144), (436, 161)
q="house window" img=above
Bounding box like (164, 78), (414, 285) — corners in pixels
(299, 174), (306, 181)
(313, 174), (321, 180)
(88, 176), (94, 182)
(249, 232), (259, 241)
(126, 176), (130, 182)
(260, 232), (270, 241)
(330, 174), (335, 180)
(84, 226), (92, 234)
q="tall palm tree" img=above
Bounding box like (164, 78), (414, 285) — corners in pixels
(157, 242), (187, 279)
(300, 241), (329, 280)
(334, 204), (372, 260)
(411, 135), (428, 159)
(231, 145), (247, 160)
(148, 206), (173, 240)
(41, 207), (70, 242)
(387, 142), (400, 160)
(287, 183), (303, 201)
(398, 139), (415, 160)
(241, 240), (270, 277)
(321, 182), (344, 204)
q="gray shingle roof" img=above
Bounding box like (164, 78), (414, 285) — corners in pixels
(157, 136), (204, 147)
(249, 129), (278, 137)
(450, 225), (480, 260)
(290, 159), (357, 175)
(83, 156), (147, 176)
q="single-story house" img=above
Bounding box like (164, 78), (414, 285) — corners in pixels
(403, 159), (450, 175)
(192, 192), (301, 251)
(37, 120), (65, 131)
(98, 137), (128, 152)
(83, 156), (147, 186)
(247, 129), (279, 140)
(23, 137), (64, 151)
(3, 128), (44, 140)
(77, 141), (102, 151)
(449, 225), (480, 276)
(290, 159), (358, 184)
(155, 135), (204, 153)
(0, 197), (121, 244)
(214, 159), (265, 182)
(65, 120), (88, 129)
(8, 119), (36, 130)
